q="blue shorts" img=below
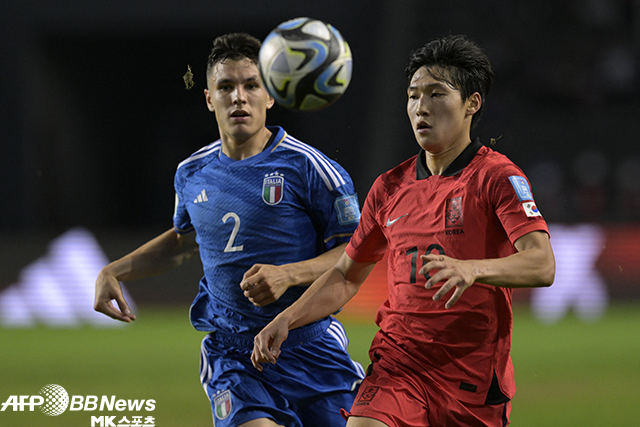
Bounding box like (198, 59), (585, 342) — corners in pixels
(199, 317), (365, 427)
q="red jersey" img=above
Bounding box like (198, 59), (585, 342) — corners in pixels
(345, 139), (548, 405)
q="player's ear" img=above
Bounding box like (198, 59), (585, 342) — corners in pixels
(266, 95), (275, 110)
(204, 88), (215, 112)
(466, 92), (481, 116)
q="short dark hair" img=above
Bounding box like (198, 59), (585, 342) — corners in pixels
(405, 35), (494, 129)
(206, 33), (262, 79)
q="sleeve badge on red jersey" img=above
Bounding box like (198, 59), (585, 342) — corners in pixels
(522, 202), (542, 217)
(509, 176), (533, 201)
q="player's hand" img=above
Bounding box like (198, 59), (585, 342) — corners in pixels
(419, 254), (476, 309)
(251, 316), (288, 371)
(94, 269), (136, 322)
(240, 264), (291, 307)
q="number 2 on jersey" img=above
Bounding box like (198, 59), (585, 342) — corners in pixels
(222, 212), (244, 252)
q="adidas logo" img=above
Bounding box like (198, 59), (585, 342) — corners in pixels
(194, 189), (208, 203)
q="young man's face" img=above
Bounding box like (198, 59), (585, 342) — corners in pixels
(204, 58), (274, 143)
(407, 66), (479, 153)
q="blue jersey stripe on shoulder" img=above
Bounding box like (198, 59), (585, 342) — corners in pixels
(177, 141), (221, 170)
(279, 136), (345, 191)
(280, 141), (335, 191)
(285, 135), (346, 187)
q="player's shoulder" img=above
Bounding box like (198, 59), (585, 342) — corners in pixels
(476, 144), (523, 176)
(273, 127), (350, 190)
(273, 128), (332, 162)
(176, 140), (222, 175)
(373, 154), (418, 197)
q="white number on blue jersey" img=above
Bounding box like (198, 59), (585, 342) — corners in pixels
(222, 212), (244, 253)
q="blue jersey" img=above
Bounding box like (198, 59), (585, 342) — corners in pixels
(173, 126), (360, 335)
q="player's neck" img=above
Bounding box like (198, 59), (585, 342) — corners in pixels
(221, 128), (272, 161)
(424, 138), (472, 175)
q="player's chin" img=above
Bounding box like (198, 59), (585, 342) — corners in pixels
(228, 125), (258, 140)
(415, 138), (438, 153)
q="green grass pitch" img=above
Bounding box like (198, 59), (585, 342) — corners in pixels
(1, 304), (639, 426)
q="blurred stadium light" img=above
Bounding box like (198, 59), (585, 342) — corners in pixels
(531, 224), (608, 323)
(0, 228), (134, 328)
(4, 221), (640, 327)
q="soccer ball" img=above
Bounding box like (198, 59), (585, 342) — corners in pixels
(259, 17), (352, 111)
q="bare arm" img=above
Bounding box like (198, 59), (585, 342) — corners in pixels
(420, 230), (555, 309)
(251, 252), (375, 369)
(240, 242), (351, 307)
(94, 228), (199, 322)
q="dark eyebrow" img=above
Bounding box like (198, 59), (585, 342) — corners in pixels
(408, 81), (448, 92)
(243, 75), (260, 83)
(217, 75), (260, 85)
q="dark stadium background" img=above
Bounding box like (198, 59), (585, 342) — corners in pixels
(1, 3), (639, 317)
(1, 0), (638, 306)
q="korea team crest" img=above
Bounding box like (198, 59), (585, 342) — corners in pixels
(262, 172), (284, 205)
(445, 196), (463, 228)
(355, 386), (380, 407)
(214, 390), (232, 420)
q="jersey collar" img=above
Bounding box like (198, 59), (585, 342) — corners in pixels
(416, 137), (483, 180)
(265, 126), (287, 152)
(218, 126), (285, 165)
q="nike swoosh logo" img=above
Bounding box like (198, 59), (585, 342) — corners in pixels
(386, 213), (408, 227)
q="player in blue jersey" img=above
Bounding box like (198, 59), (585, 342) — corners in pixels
(94, 32), (364, 427)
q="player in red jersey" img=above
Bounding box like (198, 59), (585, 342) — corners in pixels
(251, 34), (555, 427)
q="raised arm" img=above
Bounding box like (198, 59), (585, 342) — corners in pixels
(94, 228), (199, 322)
(251, 252), (375, 370)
